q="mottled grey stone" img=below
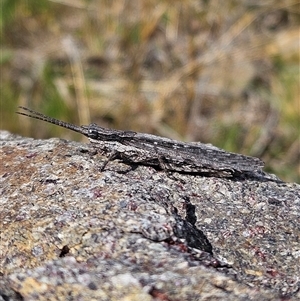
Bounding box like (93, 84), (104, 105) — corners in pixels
(0, 130), (299, 300)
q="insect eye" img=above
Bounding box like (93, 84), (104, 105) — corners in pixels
(88, 128), (98, 139)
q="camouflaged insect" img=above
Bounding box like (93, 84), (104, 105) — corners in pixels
(17, 106), (264, 177)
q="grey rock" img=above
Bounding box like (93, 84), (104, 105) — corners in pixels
(0, 130), (299, 300)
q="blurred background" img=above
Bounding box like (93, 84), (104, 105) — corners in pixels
(1, 0), (299, 182)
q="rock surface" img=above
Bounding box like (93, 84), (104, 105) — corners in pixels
(0, 130), (299, 300)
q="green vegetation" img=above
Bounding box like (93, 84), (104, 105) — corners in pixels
(1, 0), (299, 182)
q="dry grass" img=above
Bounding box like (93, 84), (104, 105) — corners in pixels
(1, 0), (299, 182)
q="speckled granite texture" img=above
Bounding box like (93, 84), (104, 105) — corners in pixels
(0, 130), (299, 300)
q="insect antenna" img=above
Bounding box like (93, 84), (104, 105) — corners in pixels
(16, 106), (86, 134)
